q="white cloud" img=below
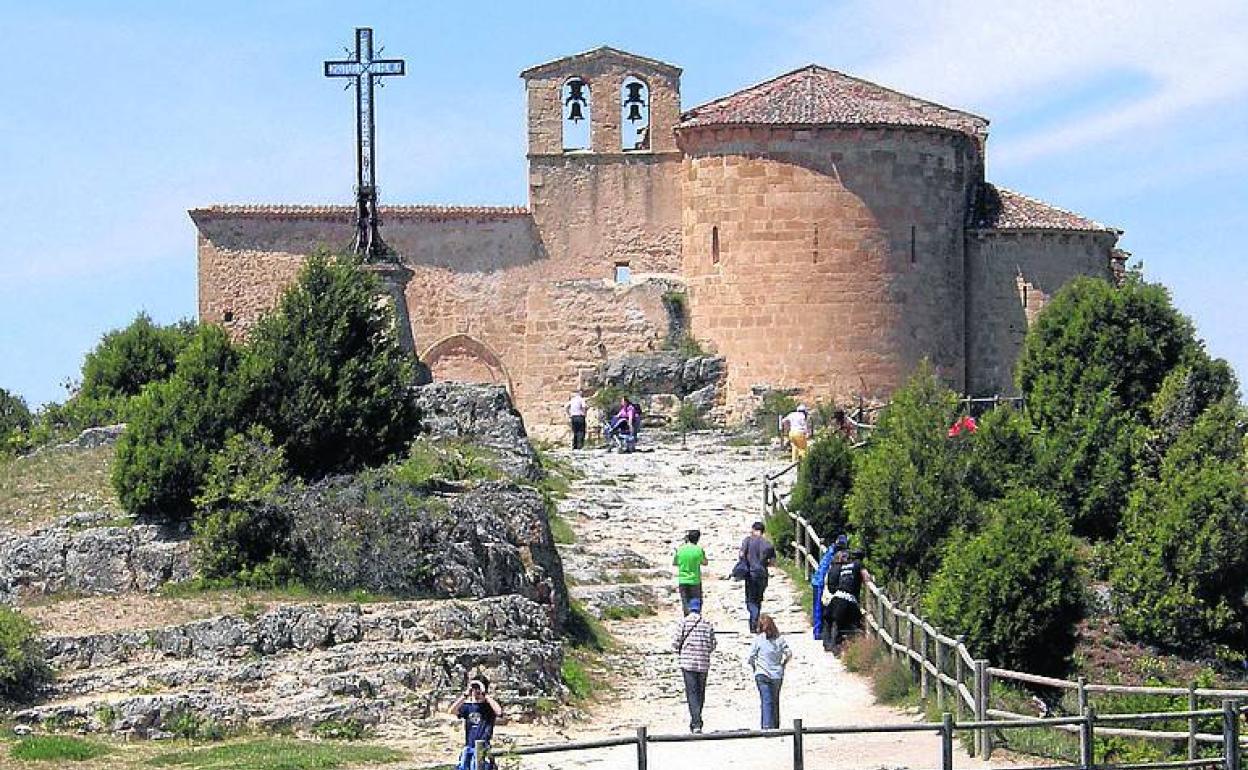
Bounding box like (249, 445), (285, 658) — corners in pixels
(776, 0), (1248, 165)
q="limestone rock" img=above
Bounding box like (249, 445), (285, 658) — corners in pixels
(413, 382), (541, 481)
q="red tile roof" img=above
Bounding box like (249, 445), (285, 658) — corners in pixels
(678, 65), (988, 137)
(971, 184), (1118, 234)
(189, 204), (529, 221)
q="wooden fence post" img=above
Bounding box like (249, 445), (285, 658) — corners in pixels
(919, 621), (930, 699)
(793, 718), (805, 770)
(1077, 676), (1088, 717)
(934, 630), (945, 711)
(1080, 705), (1096, 770)
(941, 712), (955, 770)
(636, 725), (648, 770)
(800, 525), (810, 581)
(954, 636), (966, 722)
(1223, 700), (1241, 770)
(974, 659), (989, 758)
(474, 740), (486, 770)
(1188, 682), (1199, 762)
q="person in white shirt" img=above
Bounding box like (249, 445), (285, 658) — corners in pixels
(567, 391), (588, 449)
(781, 405), (812, 462)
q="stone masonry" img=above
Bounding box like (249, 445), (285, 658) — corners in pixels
(193, 46), (1120, 433)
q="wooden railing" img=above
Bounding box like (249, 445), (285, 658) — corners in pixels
(762, 461), (1248, 762)
(488, 704), (1245, 770)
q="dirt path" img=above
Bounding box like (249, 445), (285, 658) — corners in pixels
(505, 431), (1005, 770)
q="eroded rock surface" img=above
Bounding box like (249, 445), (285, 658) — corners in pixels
(414, 382), (541, 481)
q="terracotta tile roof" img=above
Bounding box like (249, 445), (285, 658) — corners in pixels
(677, 65), (988, 137)
(971, 184), (1119, 234)
(189, 204), (530, 221)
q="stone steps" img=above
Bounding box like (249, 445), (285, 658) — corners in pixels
(20, 596), (564, 739)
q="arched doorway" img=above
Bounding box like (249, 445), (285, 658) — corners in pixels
(420, 334), (512, 392)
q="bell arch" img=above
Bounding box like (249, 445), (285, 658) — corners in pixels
(420, 334), (513, 392)
(561, 77), (591, 151)
(620, 75), (650, 151)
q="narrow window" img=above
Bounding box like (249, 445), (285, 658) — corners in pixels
(223, 310), (234, 323)
(614, 262), (631, 284)
(711, 226), (720, 265)
(620, 76), (650, 151)
(910, 225), (917, 264)
(1022, 285), (1029, 308)
(562, 77), (591, 151)
(813, 224), (820, 264)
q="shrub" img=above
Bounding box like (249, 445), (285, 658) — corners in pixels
(845, 364), (971, 583)
(391, 439), (501, 489)
(0, 606), (49, 702)
(0, 388), (32, 442)
(112, 325), (246, 520)
(1110, 398), (1248, 652)
(789, 434), (855, 543)
(590, 384), (627, 415)
(74, 313), (195, 426)
(1141, 360), (1239, 474)
(1017, 274), (1199, 428)
(192, 427), (294, 582)
(963, 405), (1038, 502)
(923, 489), (1083, 675)
(242, 253), (418, 479)
(1035, 387), (1141, 538)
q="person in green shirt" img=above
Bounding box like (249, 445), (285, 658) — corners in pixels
(673, 529), (708, 615)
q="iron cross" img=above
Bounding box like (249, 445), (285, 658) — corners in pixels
(324, 27), (405, 260)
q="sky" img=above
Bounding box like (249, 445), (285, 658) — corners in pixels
(1, 0), (1245, 407)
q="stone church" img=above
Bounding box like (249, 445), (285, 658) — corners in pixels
(192, 46), (1121, 431)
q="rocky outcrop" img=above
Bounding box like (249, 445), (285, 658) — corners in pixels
(590, 352), (727, 421)
(285, 481), (568, 631)
(0, 513), (190, 603)
(20, 597), (562, 739)
(414, 382), (541, 481)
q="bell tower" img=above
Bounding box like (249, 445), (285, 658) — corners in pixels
(518, 47), (684, 275)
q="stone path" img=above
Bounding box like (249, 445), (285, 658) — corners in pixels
(504, 431), (1007, 770)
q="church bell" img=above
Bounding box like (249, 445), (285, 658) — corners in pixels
(565, 79), (587, 122)
(623, 82), (646, 122)
(568, 100), (585, 122)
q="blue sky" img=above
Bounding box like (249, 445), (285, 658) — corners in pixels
(1, 0), (1245, 407)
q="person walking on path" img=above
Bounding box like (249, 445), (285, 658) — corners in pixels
(747, 614), (792, 730)
(739, 521), (776, 634)
(672, 597), (716, 733)
(449, 674), (505, 770)
(673, 529), (708, 615)
(567, 391), (588, 449)
(811, 533), (849, 640)
(781, 404), (812, 463)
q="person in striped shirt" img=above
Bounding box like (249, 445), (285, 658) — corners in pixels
(671, 597), (716, 733)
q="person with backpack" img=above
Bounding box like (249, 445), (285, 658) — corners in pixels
(739, 521), (776, 634)
(671, 597), (716, 733)
(822, 549), (873, 652)
(811, 533), (849, 640)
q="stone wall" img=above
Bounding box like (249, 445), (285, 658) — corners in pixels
(965, 230), (1115, 395)
(678, 125), (981, 415)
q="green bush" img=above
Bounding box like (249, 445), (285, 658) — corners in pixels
(1017, 274), (1200, 427)
(0, 388), (32, 440)
(73, 313), (195, 427)
(112, 325), (246, 520)
(391, 439), (501, 489)
(0, 606), (49, 701)
(1110, 398), (1248, 652)
(756, 391), (798, 437)
(923, 489), (1083, 675)
(242, 253), (418, 479)
(192, 427), (294, 582)
(1141, 360), (1239, 474)
(963, 405), (1037, 502)
(789, 433), (855, 543)
(590, 384), (627, 415)
(845, 364), (971, 583)
(1035, 387), (1141, 538)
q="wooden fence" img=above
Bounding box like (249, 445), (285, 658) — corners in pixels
(761, 462), (1248, 763)
(488, 704), (1245, 770)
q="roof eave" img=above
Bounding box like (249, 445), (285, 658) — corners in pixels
(520, 46), (682, 79)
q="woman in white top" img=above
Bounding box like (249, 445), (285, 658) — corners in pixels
(747, 614), (793, 729)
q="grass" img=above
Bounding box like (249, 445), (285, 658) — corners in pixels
(774, 556), (815, 625)
(600, 605), (653, 621)
(158, 579), (390, 605)
(547, 511), (575, 545)
(564, 600), (611, 651)
(561, 656), (594, 700)
(10, 735), (112, 762)
(145, 738), (404, 770)
(0, 444), (122, 532)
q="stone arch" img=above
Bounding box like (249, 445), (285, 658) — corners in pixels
(421, 334), (513, 392)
